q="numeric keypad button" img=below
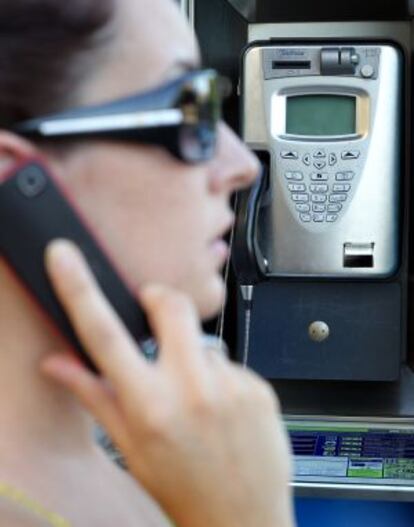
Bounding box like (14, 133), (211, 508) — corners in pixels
(336, 171), (354, 181)
(327, 204), (342, 213)
(312, 194), (327, 203)
(296, 204), (310, 213)
(313, 204), (326, 213)
(288, 183), (306, 192)
(327, 214), (338, 222)
(333, 184), (351, 192)
(310, 184), (328, 193)
(292, 194), (309, 203)
(311, 172), (328, 181)
(330, 194), (347, 203)
(300, 213), (311, 223)
(313, 213), (325, 222)
(285, 172), (303, 181)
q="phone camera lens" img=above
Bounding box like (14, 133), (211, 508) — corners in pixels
(17, 165), (47, 198)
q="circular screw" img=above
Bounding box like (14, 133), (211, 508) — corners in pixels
(308, 321), (330, 343)
(361, 64), (375, 78)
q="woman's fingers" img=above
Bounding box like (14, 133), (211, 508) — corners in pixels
(45, 240), (153, 394)
(140, 285), (214, 391)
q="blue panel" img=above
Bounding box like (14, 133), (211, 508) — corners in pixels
(240, 281), (402, 381)
(295, 499), (414, 527)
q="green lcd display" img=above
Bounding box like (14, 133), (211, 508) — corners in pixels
(286, 95), (356, 136)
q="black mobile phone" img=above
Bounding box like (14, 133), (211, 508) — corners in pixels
(0, 155), (151, 371)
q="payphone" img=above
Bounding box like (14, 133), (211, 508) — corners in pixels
(233, 42), (406, 381)
(243, 44), (401, 277)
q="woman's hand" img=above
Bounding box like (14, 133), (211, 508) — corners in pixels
(41, 239), (295, 527)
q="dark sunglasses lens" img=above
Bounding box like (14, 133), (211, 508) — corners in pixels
(179, 123), (217, 163)
(178, 71), (224, 163)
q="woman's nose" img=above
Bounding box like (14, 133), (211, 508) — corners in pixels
(207, 123), (261, 194)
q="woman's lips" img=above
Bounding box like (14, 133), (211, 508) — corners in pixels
(209, 238), (229, 263)
(209, 213), (234, 263)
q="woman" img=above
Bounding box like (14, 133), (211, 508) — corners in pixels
(0, 0), (294, 526)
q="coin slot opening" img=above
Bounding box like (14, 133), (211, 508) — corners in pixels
(343, 243), (375, 268)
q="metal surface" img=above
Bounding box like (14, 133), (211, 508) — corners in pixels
(242, 44), (402, 277)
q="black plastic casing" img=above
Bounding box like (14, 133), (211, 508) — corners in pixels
(0, 157), (151, 371)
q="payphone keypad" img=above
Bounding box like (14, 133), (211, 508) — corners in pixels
(283, 148), (359, 224)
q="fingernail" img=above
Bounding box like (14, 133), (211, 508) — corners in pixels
(46, 240), (78, 273)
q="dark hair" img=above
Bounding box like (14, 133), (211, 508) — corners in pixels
(0, 0), (114, 127)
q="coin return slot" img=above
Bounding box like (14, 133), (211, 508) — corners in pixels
(272, 61), (311, 70)
(343, 243), (374, 268)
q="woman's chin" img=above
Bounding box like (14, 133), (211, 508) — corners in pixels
(196, 274), (226, 322)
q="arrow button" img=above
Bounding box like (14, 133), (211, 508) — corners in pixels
(329, 153), (337, 166)
(281, 150), (298, 160)
(314, 160), (326, 170)
(303, 153), (311, 166)
(342, 150), (360, 160)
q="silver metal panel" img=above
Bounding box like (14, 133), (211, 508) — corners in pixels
(242, 44), (402, 277)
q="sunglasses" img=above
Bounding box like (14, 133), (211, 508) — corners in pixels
(12, 69), (229, 164)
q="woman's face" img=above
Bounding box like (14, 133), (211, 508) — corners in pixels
(54, 0), (259, 320)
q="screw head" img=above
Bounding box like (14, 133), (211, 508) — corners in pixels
(308, 321), (330, 343)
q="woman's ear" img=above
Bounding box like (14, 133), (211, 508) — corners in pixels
(0, 131), (37, 175)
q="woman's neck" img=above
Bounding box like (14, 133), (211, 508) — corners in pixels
(0, 259), (95, 459)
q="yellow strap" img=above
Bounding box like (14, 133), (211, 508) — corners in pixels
(0, 482), (71, 527)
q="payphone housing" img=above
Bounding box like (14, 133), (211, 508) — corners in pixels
(244, 44), (401, 277)
(236, 42), (405, 381)
(186, 0), (414, 501)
